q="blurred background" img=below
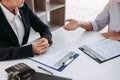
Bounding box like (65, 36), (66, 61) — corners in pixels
(66, 0), (109, 21)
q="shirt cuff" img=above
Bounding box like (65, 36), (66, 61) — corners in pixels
(90, 21), (99, 31)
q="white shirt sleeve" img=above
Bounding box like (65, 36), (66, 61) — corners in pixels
(90, 1), (110, 31)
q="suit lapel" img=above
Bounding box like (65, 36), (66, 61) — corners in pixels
(19, 9), (30, 45)
(0, 6), (31, 46)
(0, 7), (19, 46)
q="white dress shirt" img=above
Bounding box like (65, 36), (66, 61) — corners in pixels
(0, 3), (25, 45)
(91, 0), (120, 32)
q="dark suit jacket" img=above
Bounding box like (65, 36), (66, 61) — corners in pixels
(0, 3), (52, 61)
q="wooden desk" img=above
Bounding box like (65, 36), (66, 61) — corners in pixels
(0, 27), (120, 80)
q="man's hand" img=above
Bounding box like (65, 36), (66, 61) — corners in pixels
(101, 32), (120, 41)
(63, 19), (80, 31)
(32, 38), (50, 55)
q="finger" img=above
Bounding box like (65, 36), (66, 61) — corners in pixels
(65, 19), (72, 22)
(63, 26), (70, 31)
(39, 47), (48, 54)
(40, 42), (49, 47)
(34, 51), (41, 55)
(38, 38), (46, 43)
(65, 27), (71, 31)
(101, 33), (110, 37)
(38, 39), (44, 43)
(34, 46), (47, 55)
(37, 40), (49, 46)
(37, 44), (42, 47)
(102, 35), (109, 38)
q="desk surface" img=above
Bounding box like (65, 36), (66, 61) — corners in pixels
(0, 27), (120, 80)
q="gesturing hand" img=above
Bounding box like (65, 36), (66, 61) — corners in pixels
(63, 19), (80, 31)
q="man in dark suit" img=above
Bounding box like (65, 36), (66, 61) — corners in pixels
(0, 0), (52, 61)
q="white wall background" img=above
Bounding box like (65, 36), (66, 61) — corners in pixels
(66, 0), (109, 21)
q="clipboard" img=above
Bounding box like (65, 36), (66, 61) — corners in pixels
(28, 47), (79, 71)
(79, 47), (103, 63)
(79, 39), (120, 63)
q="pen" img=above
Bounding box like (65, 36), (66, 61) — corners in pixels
(38, 66), (53, 75)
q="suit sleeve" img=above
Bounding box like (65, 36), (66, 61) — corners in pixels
(0, 45), (33, 61)
(23, 3), (52, 45)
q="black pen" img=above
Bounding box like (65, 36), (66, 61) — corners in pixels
(38, 66), (53, 75)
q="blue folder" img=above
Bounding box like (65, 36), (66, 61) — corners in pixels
(28, 51), (79, 72)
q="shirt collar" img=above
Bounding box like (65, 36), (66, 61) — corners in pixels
(0, 3), (21, 22)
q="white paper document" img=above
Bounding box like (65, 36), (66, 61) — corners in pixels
(79, 39), (120, 63)
(28, 46), (79, 71)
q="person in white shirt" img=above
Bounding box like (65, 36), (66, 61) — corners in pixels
(64, 0), (120, 41)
